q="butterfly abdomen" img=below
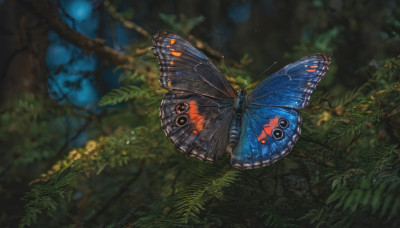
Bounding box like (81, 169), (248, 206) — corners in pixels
(227, 114), (241, 153)
(227, 90), (246, 153)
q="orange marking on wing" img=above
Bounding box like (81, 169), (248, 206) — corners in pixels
(257, 116), (280, 142)
(167, 81), (171, 86)
(171, 51), (182, 57)
(188, 101), (205, 132)
(170, 39), (176, 44)
(310, 65), (318, 68)
(192, 130), (199, 135)
(307, 69), (316, 72)
(170, 60), (174, 65)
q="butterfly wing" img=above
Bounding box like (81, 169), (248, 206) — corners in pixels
(153, 30), (237, 99)
(160, 92), (233, 161)
(153, 30), (237, 161)
(231, 54), (331, 169)
(231, 107), (301, 169)
(248, 54), (331, 108)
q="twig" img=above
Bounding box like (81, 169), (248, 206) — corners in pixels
(187, 34), (223, 59)
(86, 164), (144, 224)
(321, 98), (333, 108)
(389, 60), (400, 67)
(104, 0), (150, 38)
(333, 81), (373, 116)
(334, 93), (360, 116)
(116, 206), (146, 228)
(55, 0), (77, 30)
(343, 129), (365, 157)
(103, 0), (223, 60)
(292, 153), (333, 167)
(311, 105), (335, 112)
(46, 114), (96, 170)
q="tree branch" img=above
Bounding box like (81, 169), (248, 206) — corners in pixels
(187, 34), (223, 59)
(104, 0), (150, 38)
(27, 0), (135, 66)
(103, 0), (223, 59)
(86, 164), (144, 224)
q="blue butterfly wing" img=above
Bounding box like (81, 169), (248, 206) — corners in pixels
(249, 54), (331, 108)
(231, 106), (301, 169)
(231, 54), (331, 169)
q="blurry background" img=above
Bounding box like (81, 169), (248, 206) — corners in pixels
(0, 0), (399, 227)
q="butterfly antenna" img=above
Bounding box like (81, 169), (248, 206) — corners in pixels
(256, 61), (277, 78)
(222, 56), (234, 77)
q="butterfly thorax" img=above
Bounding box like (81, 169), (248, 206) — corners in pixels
(233, 89), (246, 113)
(226, 89), (247, 154)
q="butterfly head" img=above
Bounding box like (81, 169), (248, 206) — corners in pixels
(237, 89), (246, 96)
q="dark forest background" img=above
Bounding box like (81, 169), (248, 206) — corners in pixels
(0, 0), (399, 227)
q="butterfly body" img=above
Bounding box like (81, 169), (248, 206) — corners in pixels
(153, 30), (331, 169)
(227, 89), (246, 152)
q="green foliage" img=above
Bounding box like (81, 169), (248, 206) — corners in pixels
(134, 165), (239, 227)
(175, 168), (238, 223)
(159, 13), (205, 35)
(18, 167), (76, 228)
(382, 7), (400, 39)
(9, 49), (400, 228)
(260, 205), (297, 228)
(99, 84), (148, 106)
(327, 172), (400, 219)
(286, 27), (341, 59)
(99, 70), (159, 107)
(3, 5), (400, 228)
(0, 94), (76, 166)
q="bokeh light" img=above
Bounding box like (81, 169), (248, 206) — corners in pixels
(65, 0), (93, 22)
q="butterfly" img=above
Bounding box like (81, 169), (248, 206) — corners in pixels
(153, 30), (331, 169)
